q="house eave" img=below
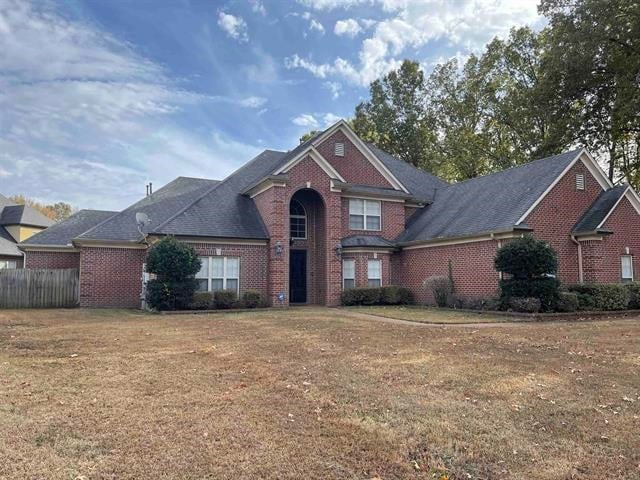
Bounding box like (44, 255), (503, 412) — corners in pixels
(241, 175), (288, 198)
(19, 244), (79, 252)
(399, 227), (528, 250)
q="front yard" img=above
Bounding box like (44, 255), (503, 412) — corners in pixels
(0, 308), (638, 479)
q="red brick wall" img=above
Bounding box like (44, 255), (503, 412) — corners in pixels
(589, 196), (640, 282)
(342, 252), (391, 289)
(187, 242), (269, 297)
(396, 240), (501, 304)
(315, 130), (392, 187)
(341, 199), (405, 239)
(524, 159), (605, 284)
(0, 255), (22, 268)
(25, 251), (80, 269)
(79, 247), (146, 308)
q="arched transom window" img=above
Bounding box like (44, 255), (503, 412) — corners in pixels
(290, 199), (307, 239)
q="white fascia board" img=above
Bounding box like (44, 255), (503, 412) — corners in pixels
(274, 146), (345, 182)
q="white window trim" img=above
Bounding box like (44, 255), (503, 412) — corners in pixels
(197, 256), (240, 294)
(621, 255), (634, 281)
(343, 259), (355, 290)
(367, 259), (382, 287)
(349, 198), (382, 231)
(0, 260), (17, 269)
(290, 200), (307, 240)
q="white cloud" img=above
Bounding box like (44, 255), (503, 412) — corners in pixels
(292, 114), (319, 128)
(250, 0), (266, 15)
(292, 112), (343, 129)
(309, 18), (325, 34)
(0, 0), (261, 209)
(334, 18), (362, 37)
(289, 0), (541, 86)
(217, 11), (249, 42)
(324, 81), (342, 99)
(322, 113), (342, 125)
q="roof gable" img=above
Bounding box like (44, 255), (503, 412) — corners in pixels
(0, 204), (54, 228)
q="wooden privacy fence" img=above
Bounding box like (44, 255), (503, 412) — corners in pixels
(0, 268), (79, 308)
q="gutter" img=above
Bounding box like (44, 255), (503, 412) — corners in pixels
(398, 225), (533, 249)
(570, 235), (584, 284)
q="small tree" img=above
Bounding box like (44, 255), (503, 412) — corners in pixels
(495, 236), (560, 312)
(145, 237), (201, 311)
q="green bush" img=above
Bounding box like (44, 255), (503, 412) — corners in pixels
(145, 237), (201, 311)
(567, 284), (630, 311)
(508, 297), (541, 313)
(380, 286), (414, 305)
(423, 276), (452, 307)
(190, 291), (215, 310)
(575, 292), (596, 311)
(240, 290), (267, 308)
(341, 288), (365, 306)
(624, 282), (640, 309)
(499, 277), (560, 312)
(360, 287), (382, 305)
(146, 278), (199, 311)
(556, 291), (578, 312)
(214, 290), (237, 309)
(494, 236), (558, 279)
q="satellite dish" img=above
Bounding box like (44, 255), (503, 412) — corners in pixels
(135, 212), (150, 227)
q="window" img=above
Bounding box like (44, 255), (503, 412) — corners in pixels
(290, 200), (307, 239)
(367, 259), (381, 287)
(343, 259), (355, 290)
(335, 142), (345, 157)
(576, 173), (585, 191)
(349, 199), (381, 230)
(196, 257), (240, 293)
(621, 255), (634, 282)
(0, 260), (17, 269)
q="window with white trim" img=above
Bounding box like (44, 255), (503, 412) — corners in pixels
(196, 257), (240, 293)
(576, 173), (585, 191)
(367, 259), (381, 287)
(621, 255), (633, 282)
(290, 200), (307, 239)
(349, 199), (381, 230)
(343, 259), (355, 290)
(0, 260), (17, 269)
(335, 142), (345, 157)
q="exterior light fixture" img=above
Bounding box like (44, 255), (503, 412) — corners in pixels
(335, 243), (342, 259)
(275, 241), (283, 257)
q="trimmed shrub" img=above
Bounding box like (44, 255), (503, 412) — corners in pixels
(499, 277), (560, 312)
(341, 288), (365, 306)
(423, 276), (452, 307)
(508, 297), (541, 313)
(556, 291), (578, 312)
(190, 291), (215, 310)
(240, 290), (267, 309)
(380, 286), (414, 305)
(576, 292), (596, 311)
(494, 236), (558, 279)
(146, 278), (199, 311)
(214, 290), (237, 309)
(567, 284), (630, 311)
(360, 287), (382, 305)
(624, 282), (640, 309)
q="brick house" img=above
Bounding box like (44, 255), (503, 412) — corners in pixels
(20, 120), (640, 308)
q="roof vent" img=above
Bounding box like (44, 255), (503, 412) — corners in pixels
(576, 173), (585, 191)
(335, 142), (345, 157)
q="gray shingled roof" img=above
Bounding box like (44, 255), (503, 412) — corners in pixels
(77, 177), (220, 242)
(365, 143), (448, 201)
(397, 149), (582, 244)
(341, 235), (396, 248)
(0, 204), (53, 228)
(22, 209), (117, 246)
(0, 228), (21, 257)
(572, 185), (627, 235)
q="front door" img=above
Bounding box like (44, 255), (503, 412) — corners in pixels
(289, 250), (307, 303)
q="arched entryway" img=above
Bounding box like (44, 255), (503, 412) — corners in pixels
(288, 189), (326, 304)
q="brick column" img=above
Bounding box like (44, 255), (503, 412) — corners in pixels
(325, 190), (342, 306)
(581, 240), (605, 283)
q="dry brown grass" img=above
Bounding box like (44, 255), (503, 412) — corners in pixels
(0, 307), (638, 480)
(342, 306), (510, 323)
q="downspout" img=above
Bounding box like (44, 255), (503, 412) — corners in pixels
(571, 235), (584, 284)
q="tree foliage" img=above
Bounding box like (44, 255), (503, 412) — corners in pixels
(145, 237), (201, 311)
(10, 195), (75, 222)
(494, 236), (558, 280)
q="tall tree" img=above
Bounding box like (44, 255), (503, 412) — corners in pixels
(353, 60), (438, 172)
(10, 195), (75, 222)
(540, 0), (640, 184)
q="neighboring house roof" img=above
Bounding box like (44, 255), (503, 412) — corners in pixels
(0, 204), (54, 228)
(397, 149), (583, 244)
(572, 185), (628, 235)
(341, 235), (396, 248)
(0, 228), (22, 256)
(365, 143), (448, 201)
(76, 177), (221, 242)
(22, 209), (118, 246)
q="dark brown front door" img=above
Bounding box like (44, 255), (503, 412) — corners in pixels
(289, 250), (307, 303)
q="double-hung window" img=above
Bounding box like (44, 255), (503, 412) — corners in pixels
(349, 199), (381, 230)
(343, 259), (355, 290)
(621, 255), (634, 282)
(196, 257), (240, 293)
(367, 259), (381, 287)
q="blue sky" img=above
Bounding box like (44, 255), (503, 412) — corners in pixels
(0, 0), (543, 210)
